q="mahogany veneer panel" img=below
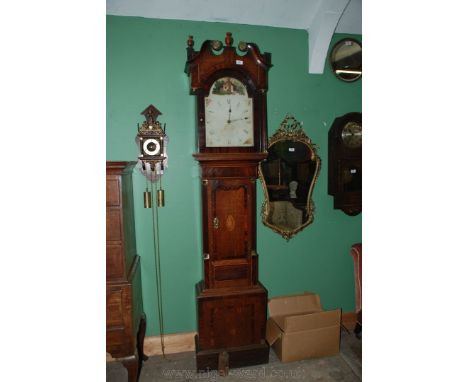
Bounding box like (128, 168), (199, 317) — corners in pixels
(106, 244), (125, 281)
(106, 209), (122, 242)
(196, 282), (267, 349)
(107, 178), (121, 206)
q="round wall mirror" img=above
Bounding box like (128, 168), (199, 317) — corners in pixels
(259, 115), (320, 240)
(330, 39), (362, 82)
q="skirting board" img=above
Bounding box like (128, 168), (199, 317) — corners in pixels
(141, 312), (357, 357)
(144, 332), (196, 356)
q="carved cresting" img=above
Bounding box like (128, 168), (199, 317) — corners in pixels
(185, 33), (271, 94)
(268, 114), (317, 152)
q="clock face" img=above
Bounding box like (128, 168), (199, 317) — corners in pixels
(142, 138), (161, 155)
(204, 77), (254, 147)
(341, 122), (362, 148)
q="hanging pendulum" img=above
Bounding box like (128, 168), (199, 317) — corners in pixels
(151, 178), (166, 357)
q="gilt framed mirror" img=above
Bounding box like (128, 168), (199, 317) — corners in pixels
(259, 115), (321, 240)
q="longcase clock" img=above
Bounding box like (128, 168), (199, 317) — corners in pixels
(185, 33), (271, 372)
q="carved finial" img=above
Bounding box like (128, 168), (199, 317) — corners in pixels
(211, 40), (223, 51)
(225, 32), (233, 47)
(141, 104), (162, 124)
(187, 35), (194, 48)
(238, 41), (247, 52)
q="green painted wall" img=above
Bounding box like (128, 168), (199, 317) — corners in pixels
(107, 15), (361, 336)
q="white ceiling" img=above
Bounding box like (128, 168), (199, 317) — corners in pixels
(107, 0), (361, 74)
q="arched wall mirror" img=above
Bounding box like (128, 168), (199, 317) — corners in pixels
(259, 115), (321, 240)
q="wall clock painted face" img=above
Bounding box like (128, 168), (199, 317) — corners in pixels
(341, 121), (362, 148)
(142, 138), (161, 155)
(204, 77), (254, 147)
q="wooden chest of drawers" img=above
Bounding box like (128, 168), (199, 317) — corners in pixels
(106, 161), (146, 382)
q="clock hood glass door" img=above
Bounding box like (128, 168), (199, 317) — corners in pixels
(204, 77), (254, 147)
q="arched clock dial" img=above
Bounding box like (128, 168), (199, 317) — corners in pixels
(204, 77), (254, 147)
(341, 121), (362, 148)
(142, 138), (161, 155)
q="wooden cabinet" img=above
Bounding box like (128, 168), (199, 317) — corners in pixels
(106, 161), (146, 382)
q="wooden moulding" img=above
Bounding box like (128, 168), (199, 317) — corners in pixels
(122, 311), (356, 358)
(143, 332), (197, 356)
(193, 152), (267, 163)
(195, 335), (270, 372)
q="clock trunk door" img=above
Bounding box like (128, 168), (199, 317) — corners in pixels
(204, 179), (255, 289)
(207, 179), (253, 260)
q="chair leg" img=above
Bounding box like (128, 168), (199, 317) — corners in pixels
(137, 313), (148, 379)
(354, 310), (362, 339)
(120, 354), (139, 382)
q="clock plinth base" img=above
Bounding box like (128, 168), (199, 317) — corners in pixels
(195, 335), (269, 372)
(195, 281), (269, 371)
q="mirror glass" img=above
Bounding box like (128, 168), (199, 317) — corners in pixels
(259, 115), (320, 240)
(330, 39), (362, 82)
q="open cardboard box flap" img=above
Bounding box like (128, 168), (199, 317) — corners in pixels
(266, 316), (283, 345)
(266, 292), (341, 346)
(283, 309), (341, 332)
(268, 292), (322, 317)
(266, 310), (341, 345)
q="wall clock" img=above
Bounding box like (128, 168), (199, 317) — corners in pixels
(134, 105), (169, 365)
(329, 38), (362, 82)
(136, 105), (167, 174)
(328, 112), (362, 215)
(185, 32), (271, 374)
(136, 104), (168, 208)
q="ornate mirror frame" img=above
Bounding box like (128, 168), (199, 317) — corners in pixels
(259, 115), (321, 240)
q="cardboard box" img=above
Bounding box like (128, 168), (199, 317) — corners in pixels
(265, 292), (341, 362)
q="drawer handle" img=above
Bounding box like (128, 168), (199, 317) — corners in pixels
(213, 217), (219, 229)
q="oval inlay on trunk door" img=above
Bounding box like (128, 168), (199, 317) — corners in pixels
(226, 215), (235, 231)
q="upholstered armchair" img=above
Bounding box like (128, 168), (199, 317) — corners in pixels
(350, 243), (362, 338)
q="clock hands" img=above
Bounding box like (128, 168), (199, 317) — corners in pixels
(229, 117), (249, 123)
(226, 98), (249, 124)
(227, 98), (232, 123)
